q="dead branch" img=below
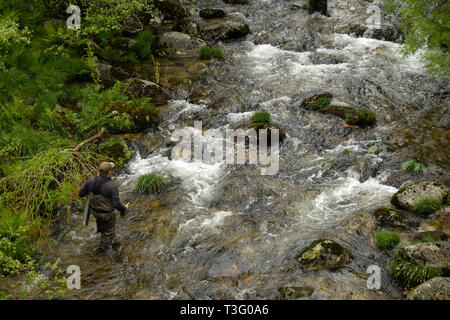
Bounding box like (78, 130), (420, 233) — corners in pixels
(60, 127), (107, 153)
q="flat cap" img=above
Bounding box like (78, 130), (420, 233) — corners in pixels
(99, 162), (115, 173)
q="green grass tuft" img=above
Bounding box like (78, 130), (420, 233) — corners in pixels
(401, 160), (427, 174)
(390, 260), (442, 288)
(375, 230), (400, 249)
(135, 173), (165, 194)
(250, 110), (271, 123)
(412, 197), (443, 215)
(200, 46), (224, 59)
(309, 97), (332, 110)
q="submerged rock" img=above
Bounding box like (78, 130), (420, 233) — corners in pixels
(297, 239), (352, 271)
(397, 241), (450, 271)
(279, 286), (314, 300)
(407, 277), (450, 300)
(199, 9), (226, 19)
(201, 20), (250, 40)
(373, 208), (405, 228)
(391, 180), (448, 212)
(151, 31), (207, 58)
(125, 78), (170, 105)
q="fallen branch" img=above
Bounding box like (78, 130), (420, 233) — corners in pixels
(60, 127), (107, 153)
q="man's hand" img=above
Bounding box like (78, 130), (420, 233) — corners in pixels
(125, 202), (130, 211)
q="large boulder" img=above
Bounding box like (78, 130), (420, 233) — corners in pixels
(201, 20), (250, 40)
(153, 0), (188, 21)
(103, 101), (160, 133)
(391, 180), (448, 212)
(297, 239), (352, 271)
(151, 31), (207, 57)
(397, 241), (450, 271)
(125, 78), (170, 105)
(373, 208), (406, 229)
(407, 277), (450, 300)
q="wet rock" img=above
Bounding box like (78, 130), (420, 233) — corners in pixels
(223, 0), (250, 4)
(407, 277), (450, 300)
(414, 231), (448, 242)
(279, 286), (314, 300)
(125, 78), (170, 105)
(297, 239), (352, 271)
(373, 208), (405, 228)
(235, 122), (286, 146)
(295, 90), (333, 110)
(153, 0), (188, 21)
(173, 18), (200, 36)
(308, 0), (328, 16)
(199, 9), (226, 19)
(397, 241), (450, 271)
(98, 138), (132, 167)
(201, 20), (250, 40)
(391, 180), (448, 212)
(364, 26), (403, 43)
(103, 101), (160, 133)
(151, 31), (207, 58)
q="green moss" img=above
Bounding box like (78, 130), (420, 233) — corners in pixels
(297, 239), (351, 271)
(345, 108), (376, 126)
(250, 110), (271, 123)
(412, 197), (443, 215)
(375, 230), (400, 249)
(342, 148), (351, 155)
(373, 208), (404, 227)
(309, 96), (332, 110)
(135, 173), (165, 194)
(390, 260), (442, 288)
(98, 137), (132, 167)
(200, 46), (224, 59)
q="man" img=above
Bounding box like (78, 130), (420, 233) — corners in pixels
(79, 162), (129, 255)
(308, 0), (328, 16)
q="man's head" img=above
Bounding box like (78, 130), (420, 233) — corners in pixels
(99, 162), (115, 178)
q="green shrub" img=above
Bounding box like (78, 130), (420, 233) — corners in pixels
(309, 96), (332, 110)
(412, 197), (443, 215)
(251, 110), (271, 123)
(130, 30), (155, 60)
(135, 173), (165, 194)
(200, 46), (224, 59)
(375, 230), (400, 249)
(390, 260), (442, 288)
(401, 160), (427, 174)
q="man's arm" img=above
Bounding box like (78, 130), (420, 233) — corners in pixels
(109, 183), (126, 215)
(79, 177), (94, 197)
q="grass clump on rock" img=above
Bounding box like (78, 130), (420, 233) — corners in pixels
(200, 46), (224, 59)
(345, 108), (376, 126)
(412, 197), (443, 215)
(375, 230), (400, 249)
(401, 160), (427, 174)
(390, 260), (442, 288)
(250, 110), (271, 123)
(309, 96), (332, 110)
(135, 173), (165, 194)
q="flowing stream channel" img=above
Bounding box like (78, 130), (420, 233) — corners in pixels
(44, 0), (449, 299)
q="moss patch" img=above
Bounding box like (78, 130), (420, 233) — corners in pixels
(297, 239), (352, 271)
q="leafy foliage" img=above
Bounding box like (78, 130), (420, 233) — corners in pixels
(383, 0), (450, 77)
(135, 173), (165, 194)
(130, 30), (155, 60)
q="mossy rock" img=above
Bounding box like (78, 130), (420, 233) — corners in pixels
(414, 231), (448, 242)
(200, 20), (250, 40)
(373, 208), (405, 228)
(125, 78), (170, 105)
(247, 122), (286, 145)
(297, 239), (352, 271)
(151, 31), (207, 58)
(199, 8), (226, 19)
(391, 180), (448, 213)
(299, 92), (333, 110)
(407, 277), (450, 300)
(279, 286), (314, 300)
(153, 0), (188, 21)
(173, 18), (200, 36)
(397, 241), (450, 272)
(345, 108), (376, 127)
(99, 137), (133, 167)
(103, 101), (160, 133)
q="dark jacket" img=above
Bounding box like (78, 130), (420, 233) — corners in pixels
(79, 176), (126, 214)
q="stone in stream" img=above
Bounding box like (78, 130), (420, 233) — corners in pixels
(297, 239), (352, 271)
(153, 0), (188, 21)
(373, 208), (405, 228)
(173, 18), (201, 36)
(200, 20), (250, 40)
(414, 231), (448, 242)
(199, 9), (226, 19)
(391, 180), (448, 213)
(279, 286), (314, 300)
(407, 277), (450, 300)
(151, 31), (207, 58)
(125, 78), (170, 105)
(397, 241), (450, 271)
